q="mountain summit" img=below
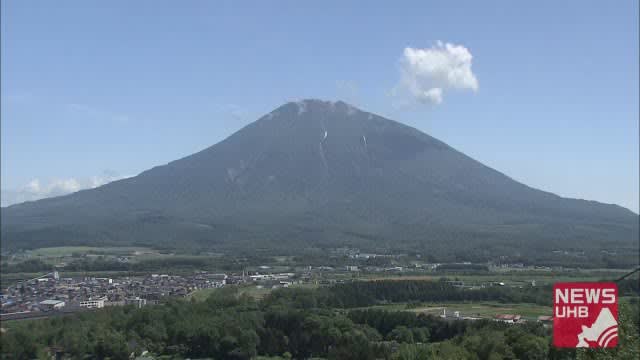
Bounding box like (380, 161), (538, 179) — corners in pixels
(2, 100), (637, 259)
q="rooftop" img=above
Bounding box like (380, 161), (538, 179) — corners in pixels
(494, 314), (521, 320)
(40, 300), (64, 305)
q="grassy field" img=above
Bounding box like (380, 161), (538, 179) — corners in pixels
(409, 302), (552, 319)
(13, 246), (165, 268)
(188, 283), (321, 302)
(28, 246), (156, 257)
(29, 246), (101, 257)
(188, 282), (554, 320)
(361, 271), (628, 286)
(188, 285), (274, 302)
(240, 285), (274, 300)
(359, 301), (552, 320)
(188, 288), (219, 301)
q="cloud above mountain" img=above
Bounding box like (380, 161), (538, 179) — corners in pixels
(1, 170), (132, 207)
(392, 41), (478, 106)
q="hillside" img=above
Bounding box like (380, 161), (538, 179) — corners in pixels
(2, 100), (637, 262)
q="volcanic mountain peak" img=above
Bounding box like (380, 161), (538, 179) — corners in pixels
(1, 100), (637, 255)
(266, 99), (363, 120)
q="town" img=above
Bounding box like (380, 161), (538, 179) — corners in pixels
(1, 262), (552, 323)
(1, 271), (231, 319)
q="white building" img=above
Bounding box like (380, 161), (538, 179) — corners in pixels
(79, 298), (105, 309)
(207, 273), (227, 287)
(39, 299), (65, 311)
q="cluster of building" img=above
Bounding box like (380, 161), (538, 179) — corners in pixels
(0, 268), (313, 320)
(0, 271), (229, 317)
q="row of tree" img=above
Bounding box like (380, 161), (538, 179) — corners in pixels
(2, 283), (638, 359)
(324, 279), (552, 307)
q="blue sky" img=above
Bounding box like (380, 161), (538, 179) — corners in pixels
(1, 1), (638, 212)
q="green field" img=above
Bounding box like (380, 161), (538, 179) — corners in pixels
(240, 285), (274, 300)
(360, 301), (552, 320)
(14, 246), (165, 268)
(409, 302), (552, 319)
(188, 285), (273, 302)
(28, 246), (156, 257)
(188, 283), (321, 302)
(191, 288), (554, 319)
(362, 270), (630, 286)
(188, 287), (219, 301)
(29, 246), (102, 257)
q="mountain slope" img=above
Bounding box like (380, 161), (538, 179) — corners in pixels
(2, 100), (637, 260)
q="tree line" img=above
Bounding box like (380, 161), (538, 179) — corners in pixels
(2, 282), (639, 359)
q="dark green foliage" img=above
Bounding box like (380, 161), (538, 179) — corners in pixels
(435, 263), (489, 272)
(329, 280), (552, 307)
(1, 259), (50, 273)
(1, 253), (272, 274)
(1, 283), (638, 359)
(617, 277), (640, 296)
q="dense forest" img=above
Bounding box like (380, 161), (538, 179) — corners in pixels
(2, 281), (638, 359)
(325, 280), (552, 307)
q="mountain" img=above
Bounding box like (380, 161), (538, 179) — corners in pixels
(2, 100), (637, 262)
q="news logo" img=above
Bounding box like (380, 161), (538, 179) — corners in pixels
(553, 282), (618, 348)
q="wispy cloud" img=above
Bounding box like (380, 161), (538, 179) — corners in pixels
(1, 170), (133, 207)
(392, 41), (479, 106)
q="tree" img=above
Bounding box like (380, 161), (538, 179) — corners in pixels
(388, 326), (415, 343)
(511, 335), (549, 360)
(459, 329), (514, 360)
(0, 327), (38, 360)
(428, 341), (474, 359)
(393, 343), (432, 360)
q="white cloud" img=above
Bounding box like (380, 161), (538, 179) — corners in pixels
(1, 171), (133, 207)
(422, 88), (443, 105)
(45, 178), (82, 195)
(23, 179), (42, 193)
(392, 41), (478, 106)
